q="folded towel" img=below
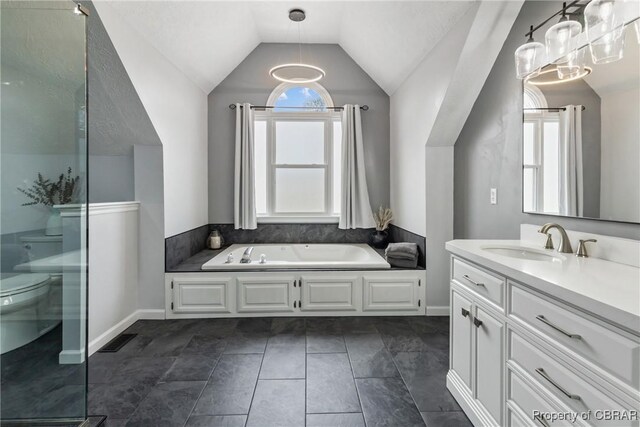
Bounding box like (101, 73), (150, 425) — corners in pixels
(386, 255), (418, 269)
(385, 242), (418, 260)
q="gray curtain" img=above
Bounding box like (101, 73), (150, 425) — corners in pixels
(339, 104), (375, 229)
(234, 103), (257, 229)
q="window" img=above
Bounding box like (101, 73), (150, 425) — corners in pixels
(255, 83), (342, 221)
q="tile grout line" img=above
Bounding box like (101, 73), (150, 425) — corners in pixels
(244, 330), (269, 427)
(343, 327), (367, 427)
(181, 335), (229, 427)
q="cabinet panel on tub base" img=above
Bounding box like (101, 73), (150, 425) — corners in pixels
(165, 270), (426, 319)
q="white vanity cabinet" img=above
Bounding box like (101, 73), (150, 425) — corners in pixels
(449, 264), (506, 427)
(446, 254), (640, 427)
(165, 270), (426, 318)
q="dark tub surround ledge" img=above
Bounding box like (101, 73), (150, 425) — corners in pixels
(165, 223), (427, 271)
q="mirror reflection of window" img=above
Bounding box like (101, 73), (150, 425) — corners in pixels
(523, 87), (561, 215)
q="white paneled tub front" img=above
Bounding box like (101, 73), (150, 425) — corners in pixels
(202, 243), (390, 270)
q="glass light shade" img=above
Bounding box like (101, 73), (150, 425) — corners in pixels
(585, 0), (625, 64)
(545, 20), (583, 64)
(557, 47), (586, 79)
(515, 41), (545, 79)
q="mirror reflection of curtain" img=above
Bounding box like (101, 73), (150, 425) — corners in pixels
(558, 105), (583, 216)
(234, 103), (257, 229)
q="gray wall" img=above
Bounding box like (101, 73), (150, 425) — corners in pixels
(454, 0), (640, 240)
(208, 43), (390, 223)
(539, 81), (601, 218)
(87, 2), (162, 203)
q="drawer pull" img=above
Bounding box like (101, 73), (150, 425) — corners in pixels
(534, 414), (550, 427)
(462, 274), (484, 287)
(461, 308), (469, 317)
(535, 368), (581, 401)
(536, 315), (582, 340)
(473, 317), (483, 328)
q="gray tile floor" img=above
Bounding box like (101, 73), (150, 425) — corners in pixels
(88, 316), (472, 427)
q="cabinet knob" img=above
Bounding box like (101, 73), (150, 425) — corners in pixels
(473, 317), (483, 328)
(461, 308), (469, 318)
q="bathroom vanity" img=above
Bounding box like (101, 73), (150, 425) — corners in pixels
(446, 227), (640, 427)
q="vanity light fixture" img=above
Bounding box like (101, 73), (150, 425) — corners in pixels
(269, 9), (326, 84)
(585, 0), (626, 64)
(514, 26), (546, 79)
(515, 0), (635, 81)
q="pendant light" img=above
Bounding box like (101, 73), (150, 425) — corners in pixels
(545, 3), (583, 64)
(269, 9), (325, 84)
(585, 0), (626, 64)
(515, 26), (546, 79)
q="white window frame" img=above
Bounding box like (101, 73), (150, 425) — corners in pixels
(524, 110), (560, 213)
(256, 83), (341, 223)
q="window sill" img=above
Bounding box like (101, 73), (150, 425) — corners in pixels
(257, 216), (340, 224)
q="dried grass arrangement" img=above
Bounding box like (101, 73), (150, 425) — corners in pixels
(373, 206), (393, 231)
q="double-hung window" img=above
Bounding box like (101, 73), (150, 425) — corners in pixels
(254, 83), (342, 222)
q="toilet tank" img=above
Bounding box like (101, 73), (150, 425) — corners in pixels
(20, 235), (63, 261)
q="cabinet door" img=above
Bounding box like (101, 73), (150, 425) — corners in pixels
(237, 276), (295, 313)
(451, 289), (473, 390)
(300, 275), (358, 311)
(172, 277), (231, 313)
(474, 306), (504, 425)
(362, 276), (420, 312)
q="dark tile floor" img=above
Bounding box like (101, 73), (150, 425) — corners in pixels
(1, 325), (87, 421)
(87, 316), (471, 427)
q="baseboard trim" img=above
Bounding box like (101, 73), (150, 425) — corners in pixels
(137, 309), (166, 320)
(88, 309), (165, 356)
(426, 306), (450, 316)
(88, 311), (139, 356)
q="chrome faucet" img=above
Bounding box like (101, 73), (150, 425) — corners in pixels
(538, 223), (573, 254)
(240, 246), (254, 263)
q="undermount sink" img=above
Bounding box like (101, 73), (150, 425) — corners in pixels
(481, 246), (565, 262)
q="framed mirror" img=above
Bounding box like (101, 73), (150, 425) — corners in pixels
(522, 21), (639, 224)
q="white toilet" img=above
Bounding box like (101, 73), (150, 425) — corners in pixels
(0, 273), (52, 354)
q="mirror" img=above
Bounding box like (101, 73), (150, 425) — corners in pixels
(522, 22), (639, 224)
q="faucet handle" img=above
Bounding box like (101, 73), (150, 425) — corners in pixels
(538, 230), (554, 250)
(576, 239), (597, 258)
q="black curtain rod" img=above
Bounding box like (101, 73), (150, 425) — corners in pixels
(525, 0), (584, 38)
(229, 104), (369, 111)
(524, 106), (586, 111)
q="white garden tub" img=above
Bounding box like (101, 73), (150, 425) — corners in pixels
(201, 243), (390, 270)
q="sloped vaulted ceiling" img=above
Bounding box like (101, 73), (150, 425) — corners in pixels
(97, 0), (475, 95)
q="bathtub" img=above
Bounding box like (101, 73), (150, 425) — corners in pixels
(201, 243), (390, 270)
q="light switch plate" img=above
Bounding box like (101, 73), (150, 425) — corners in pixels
(490, 188), (497, 205)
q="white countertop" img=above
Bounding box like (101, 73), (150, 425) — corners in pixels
(446, 239), (640, 334)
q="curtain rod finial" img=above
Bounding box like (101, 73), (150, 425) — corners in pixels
(229, 104), (237, 110)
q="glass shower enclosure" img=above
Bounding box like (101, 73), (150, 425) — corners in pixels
(1, 1), (88, 424)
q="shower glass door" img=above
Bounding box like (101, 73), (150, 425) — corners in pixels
(1, 1), (88, 424)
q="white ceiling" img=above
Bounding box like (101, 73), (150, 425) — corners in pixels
(101, 0), (475, 94)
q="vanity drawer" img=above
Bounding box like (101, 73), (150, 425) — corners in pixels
(509, 330), (633, 427)
(509, 284), (640, 391)
(507, 369), (574, 427)
(452, 257), (505, 309)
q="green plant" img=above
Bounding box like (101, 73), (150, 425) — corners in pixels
(373, 206), (393, 231)
(17, 168), (80, 207)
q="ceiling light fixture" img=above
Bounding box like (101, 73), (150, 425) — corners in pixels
(514, 0), (636, 82)
(269, 9), (326, 84)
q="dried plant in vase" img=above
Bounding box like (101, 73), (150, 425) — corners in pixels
(17, 168), (80, 235)
(370, 206), (393, 249)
